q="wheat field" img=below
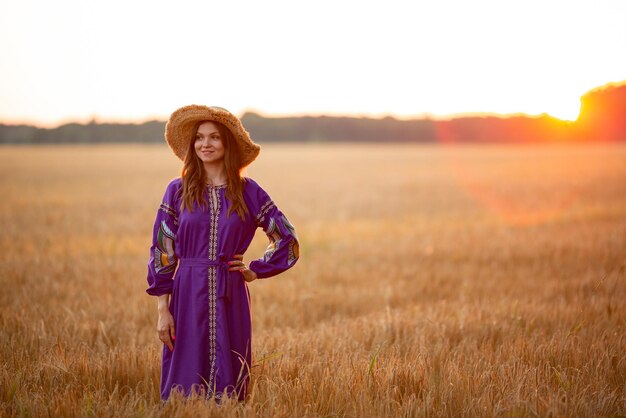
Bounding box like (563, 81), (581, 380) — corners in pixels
(0, 142), (624, 417)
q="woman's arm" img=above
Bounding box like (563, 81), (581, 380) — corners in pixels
(146, 179), (180, 296)
(157, 294), (170, 312)
(146, 179), (180, 351)
(248, 188), (300, 279)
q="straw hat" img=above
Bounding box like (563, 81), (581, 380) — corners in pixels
(165, 105), (261, 168)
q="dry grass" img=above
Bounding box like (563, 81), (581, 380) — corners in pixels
(0, 142), (624, 417)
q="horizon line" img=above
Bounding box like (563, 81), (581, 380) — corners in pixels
(0, 109), (578, 129)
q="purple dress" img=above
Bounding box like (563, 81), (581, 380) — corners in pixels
(145, 176), (299, 401)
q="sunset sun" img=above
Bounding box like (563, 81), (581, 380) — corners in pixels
(548, 100), (582, 122)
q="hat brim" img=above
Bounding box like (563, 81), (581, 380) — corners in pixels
(165, 105), (260, 168)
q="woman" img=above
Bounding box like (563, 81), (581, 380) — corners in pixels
(145, 105), (300, 402)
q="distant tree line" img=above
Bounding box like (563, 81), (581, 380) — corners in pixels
(240, 113), (438, 142)
(1, 82), (624, 144)
(0, 120), (165, 144)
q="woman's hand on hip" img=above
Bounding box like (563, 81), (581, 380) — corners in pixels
(228, 254), (258, 283)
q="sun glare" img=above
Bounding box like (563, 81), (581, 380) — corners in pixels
(548, 100), (582, 122)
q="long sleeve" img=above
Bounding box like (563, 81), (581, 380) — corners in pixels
(146, 179), (181, 296)
(248, 183), (300, 279)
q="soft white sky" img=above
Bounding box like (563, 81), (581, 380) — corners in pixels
(0, 0), (625, 126)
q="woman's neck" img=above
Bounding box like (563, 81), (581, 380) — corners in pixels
(203, 162), (227, 185)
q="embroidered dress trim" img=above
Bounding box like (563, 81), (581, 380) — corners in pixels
(159, 202), (178, 225)
(282, 215), (300, 265)
(154, 220), (177, 274)
(262, 217), (283, 261)
(207, 187), (220, 394)
(207, 265), (217, 392)
(206, 183), (227, 189)
(256, 199), (276, 226)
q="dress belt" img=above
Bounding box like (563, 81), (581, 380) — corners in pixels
(178, 255), (235, 301)
(179, 257), (229, 267)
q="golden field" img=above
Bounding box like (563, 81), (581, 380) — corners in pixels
(0, 142), (624, 417)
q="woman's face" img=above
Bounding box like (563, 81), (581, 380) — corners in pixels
(194, 122), (225, 165)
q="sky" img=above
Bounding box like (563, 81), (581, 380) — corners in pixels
(0, 0), (625, 127)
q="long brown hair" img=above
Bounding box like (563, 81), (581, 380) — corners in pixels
(179, 120), (250, 221)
